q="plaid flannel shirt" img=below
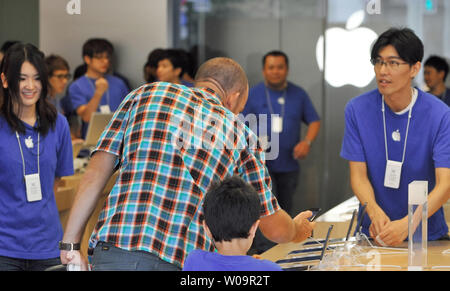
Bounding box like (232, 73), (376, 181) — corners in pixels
(89, 82), (279, 268)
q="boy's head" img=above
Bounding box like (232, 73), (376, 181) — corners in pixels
(82, 38), (114, 75)
(202, 176), (261, 244)
(156, 49), (185, 83)
(424, 56), (449, 90)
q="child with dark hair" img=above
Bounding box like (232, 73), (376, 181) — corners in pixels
(157, 49), (193, 87)
(183, 176), (282, 271)
(0, 43), (74, 270)
(424, 55), (450, 106)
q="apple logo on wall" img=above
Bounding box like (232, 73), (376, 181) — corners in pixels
(316, 10), (378, 88)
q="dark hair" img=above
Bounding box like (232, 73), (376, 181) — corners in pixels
(159, 49), (187, 78)
(371, 28), (424, 65)
(425, 55), (449, 81)
(1, 41), (20, 54)
(45, 55), (70, 77)
(82, 38), (114, 58)
(202, 176), (261, 243)
(263, 50), (289, 68)
(144, 48), (165, 83)
(73, 63), (87, 80)
(146, 48), (165, 69)
(1, 43), (57, 135)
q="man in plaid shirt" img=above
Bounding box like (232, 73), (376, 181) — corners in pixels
(60, 58), (315, 271)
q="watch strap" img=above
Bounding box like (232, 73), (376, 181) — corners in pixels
(59, 241), (81, 251)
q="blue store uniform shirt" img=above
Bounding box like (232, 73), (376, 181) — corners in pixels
(67, 75), (129, 138)
(242, 82), (320, 173)
(0, 114), (74, 259)
(341, 89), (449, 240)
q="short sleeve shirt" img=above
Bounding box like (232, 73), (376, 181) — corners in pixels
(89, 82), (280, 268)
(0, 114), (74, 259)
(67, 75), (129, 138)
(242, 82), (320, 172)
(340, 89), (449, 240)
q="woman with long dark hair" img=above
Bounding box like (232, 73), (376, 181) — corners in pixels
(0, 43), (74, 271)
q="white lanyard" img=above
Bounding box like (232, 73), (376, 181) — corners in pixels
(382, 93), (413, 164)
(15, 131), (40, 178)
(264, 85), (286, 118)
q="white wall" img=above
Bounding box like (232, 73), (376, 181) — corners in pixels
(39, 0), (169, 89)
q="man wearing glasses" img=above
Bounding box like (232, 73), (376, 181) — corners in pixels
(341, 28), (450, 247)
(45, 55), (72, 113)
(66, 38), (129, 139)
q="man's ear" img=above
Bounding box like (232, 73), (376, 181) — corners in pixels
(249, 220), (260, 239)
(175, 67), (182, 79)
(224, 91), (241, 113)
(83, 55), (92, 66)
(1, 73), (8, 89)
(410, 61), (422, 79)
(437, 70), (445, 82)
(202, 220), (214, 240)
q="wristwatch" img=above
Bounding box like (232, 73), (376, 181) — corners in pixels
(59, 241), (81, 251)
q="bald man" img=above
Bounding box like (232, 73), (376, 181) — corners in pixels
(61, 57), (315, 271)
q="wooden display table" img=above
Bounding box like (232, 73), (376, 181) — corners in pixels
(261, 197), (450, 271)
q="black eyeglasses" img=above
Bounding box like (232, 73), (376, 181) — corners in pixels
(51, 73), (72, 80)
(371, 58), (410, 70)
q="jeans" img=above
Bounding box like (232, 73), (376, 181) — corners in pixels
(91, 242), (181, 271)
(0, 256), (61, 271)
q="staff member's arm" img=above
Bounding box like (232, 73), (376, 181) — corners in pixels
(378, 168), (450, 246)
(293, 121), (321, 160)
(77, 78), (109, 123)
(60, 151), (116, 268)
(349, 161), (391, 239)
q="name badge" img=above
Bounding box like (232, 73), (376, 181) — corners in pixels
(384, 160), (402, 189)
(272, 116), (283, 133)
(99, 105), (111, 114)
(25, 173), (43, 202)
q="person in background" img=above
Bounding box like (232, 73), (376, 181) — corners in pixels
(45, 55), (71, 113)
(424, 55), (450, 106)
(243, 50), (321, 254)
(0, 41), (20, 100)
(341, 28), (449, 247)
(60, 57), (314, 271)
(0, 43), (74, 271)
(0, 41), (19, 64)
(183, 176), (283, 271)
(157, 49), (193, 87)
(143, 48), (165, 84)
(66, 38), (129, 139)
(243, 50), (321, 215)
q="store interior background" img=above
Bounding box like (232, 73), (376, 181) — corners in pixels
(1, 0), (449, 216)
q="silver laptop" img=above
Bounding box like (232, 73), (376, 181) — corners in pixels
(84, 113), (114, 147)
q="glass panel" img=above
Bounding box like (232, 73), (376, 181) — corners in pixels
(172, 0), (450, 214)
